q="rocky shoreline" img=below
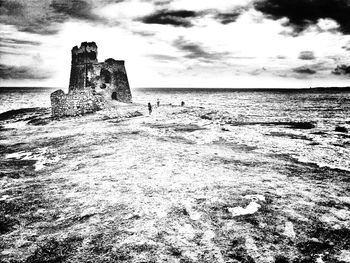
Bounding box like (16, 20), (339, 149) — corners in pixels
(0, 105), (349, 263)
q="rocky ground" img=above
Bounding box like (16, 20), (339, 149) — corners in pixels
(0, 103), (349, 263)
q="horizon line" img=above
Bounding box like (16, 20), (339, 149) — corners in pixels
(1, 86), (350, 90)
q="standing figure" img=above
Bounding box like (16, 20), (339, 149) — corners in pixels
(157, 99), (160, 107)
(181, 101), (185, 107)
(148, 102), (152, 115)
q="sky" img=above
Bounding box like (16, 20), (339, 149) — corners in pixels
(0, 0), (350, 89)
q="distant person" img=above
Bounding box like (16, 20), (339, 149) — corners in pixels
(181, 101), (185, 107)
(157, 99), (160, 107)
(148, 102), (152, 115)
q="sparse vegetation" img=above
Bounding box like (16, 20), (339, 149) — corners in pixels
(0, 105), (349, 262)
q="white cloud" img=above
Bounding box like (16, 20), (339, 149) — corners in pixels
(317, 18), (340, 32)
(96, 0), (155, 20)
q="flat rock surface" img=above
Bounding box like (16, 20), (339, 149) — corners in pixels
(0, 105), (349, 263)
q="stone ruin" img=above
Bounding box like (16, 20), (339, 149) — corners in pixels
(51, 42), (132, 117)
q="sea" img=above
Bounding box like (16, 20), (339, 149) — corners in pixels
(1, 87), (349, 172)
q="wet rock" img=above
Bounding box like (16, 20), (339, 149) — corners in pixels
(335, 126), (348, 133)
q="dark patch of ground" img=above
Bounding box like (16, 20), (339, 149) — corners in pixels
(0, 158), (36, 178)
(24, 236), (84, 263)
(0, 183), (45, 240)
(268, 132), (313, 141)
(0, 108), (50, 122)
(105, 111), (143, 123)
(149, 123), (207, 132)
(335, 126), (348, 133)
(227, 121), (316, 129)
(273, 154), (350, 183)
(199, 112), (316, 129)
(27, 117), (52, 126)
(224, 237), (256, 263)
(294, 221), (350, 263)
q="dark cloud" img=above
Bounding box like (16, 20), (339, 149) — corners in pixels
(50, 0), (99, 22)
(0, 64), (52, 80)
(332, 64), (350, 75)
(0, 1), (62, 35)
(254, 0), (350, 34)
(293, 66), (317, 74)
(0, 37), (41, 60)
(0, 0), (121, 35)
(0, 37), (41, 47)
(215, 11), (241, 25)
(140, 10), (197, 27)
(215, 7), (247, 25)
(152, 0), (172, 6)
(173, 37), (230, 61)
(298, 51), (315, 60)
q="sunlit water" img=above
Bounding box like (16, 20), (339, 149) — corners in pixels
(1, 87), (349, 172)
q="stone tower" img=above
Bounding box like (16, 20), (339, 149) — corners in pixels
(50, 42), (132, 117)
(69, 41), (132, 103)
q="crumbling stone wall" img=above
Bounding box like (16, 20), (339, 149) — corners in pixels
(51, 89), (105, 117)
(50, 41), (132, 117)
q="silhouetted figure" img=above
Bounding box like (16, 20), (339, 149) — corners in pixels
(157, 99), (160, 107)
(148, 102), (152, 115)
(181, 101), (185, 107)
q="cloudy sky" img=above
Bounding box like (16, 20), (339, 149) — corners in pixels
(0, 0), (350, 88)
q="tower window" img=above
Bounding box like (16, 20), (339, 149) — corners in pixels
(100, 69), (111, 84)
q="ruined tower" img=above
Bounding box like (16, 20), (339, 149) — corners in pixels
(50, 42), (132, 117)
(69, 42), (132, 102)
